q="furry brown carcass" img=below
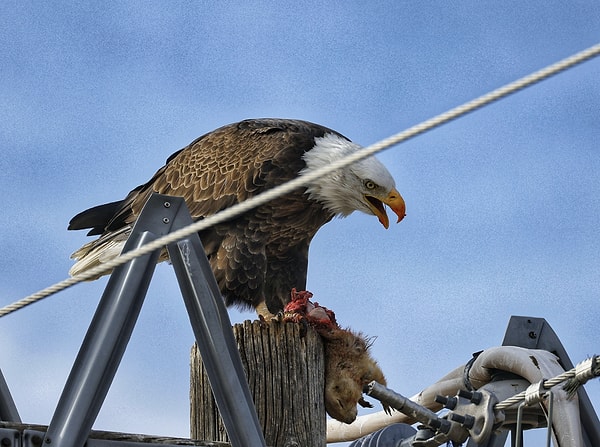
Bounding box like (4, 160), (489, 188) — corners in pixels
(283, 289), (390, 423)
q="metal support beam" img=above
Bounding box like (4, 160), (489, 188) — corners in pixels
(166, 200), (266, 447)
(43, 194), (182, 447)
(502, 316), (600, 447)
(43, 228), (162, 447)
(39, 193), (264, 447)
(0, 368), (20, 423)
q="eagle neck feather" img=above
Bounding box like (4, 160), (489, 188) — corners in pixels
(300, 133), (362, 217)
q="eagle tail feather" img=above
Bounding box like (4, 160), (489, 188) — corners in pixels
(68, 200), (125, 236)
(69, 227), (130, 279)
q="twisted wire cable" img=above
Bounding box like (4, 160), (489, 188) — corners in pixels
(495, 355), (600, 410)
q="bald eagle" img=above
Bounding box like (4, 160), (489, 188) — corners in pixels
(68, 119), (405, 317)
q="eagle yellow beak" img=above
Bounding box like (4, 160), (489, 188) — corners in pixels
(365, 188), (406, 229)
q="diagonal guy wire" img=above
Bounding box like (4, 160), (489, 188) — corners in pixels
(2, 42), (600, 318)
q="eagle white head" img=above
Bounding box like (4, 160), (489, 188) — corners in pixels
(301, 133), (406, 228)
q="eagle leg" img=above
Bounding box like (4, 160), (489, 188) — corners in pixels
(255, 301), (281, 322)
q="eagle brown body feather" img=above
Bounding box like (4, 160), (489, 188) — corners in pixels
(69, 119), (345, 314)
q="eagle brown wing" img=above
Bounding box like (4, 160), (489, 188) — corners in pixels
(69, 119), (346, 311)
(99, 118), (346, 230)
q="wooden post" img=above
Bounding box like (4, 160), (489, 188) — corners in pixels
(190, 321), (326, 446)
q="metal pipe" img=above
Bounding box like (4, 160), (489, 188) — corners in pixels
(546, 390), (554, 447)
(364, 381), (449, 433)
(515, 402), (525, 447)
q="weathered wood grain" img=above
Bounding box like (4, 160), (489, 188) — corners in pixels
(190, 321), (326, 447)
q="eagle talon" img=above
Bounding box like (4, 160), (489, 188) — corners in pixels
(358, 397), (374, 409)
(257, 314), (268, 327)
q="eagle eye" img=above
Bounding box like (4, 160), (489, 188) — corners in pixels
(364, 180), (376, 190)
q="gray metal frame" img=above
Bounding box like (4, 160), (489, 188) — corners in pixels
(0, 193), (265, 447)
(356, 316), (599, 446)
(0, 368), (20, 423)
(498, 316), (600, 447)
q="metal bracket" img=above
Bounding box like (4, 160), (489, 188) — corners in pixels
(0, 428), (21, 447)
(0, 193), (265, 447)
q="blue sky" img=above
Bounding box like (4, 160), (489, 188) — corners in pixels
(1, 1), (598, 444)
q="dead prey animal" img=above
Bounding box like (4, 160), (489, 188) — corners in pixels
(283, 289), (391, 423)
